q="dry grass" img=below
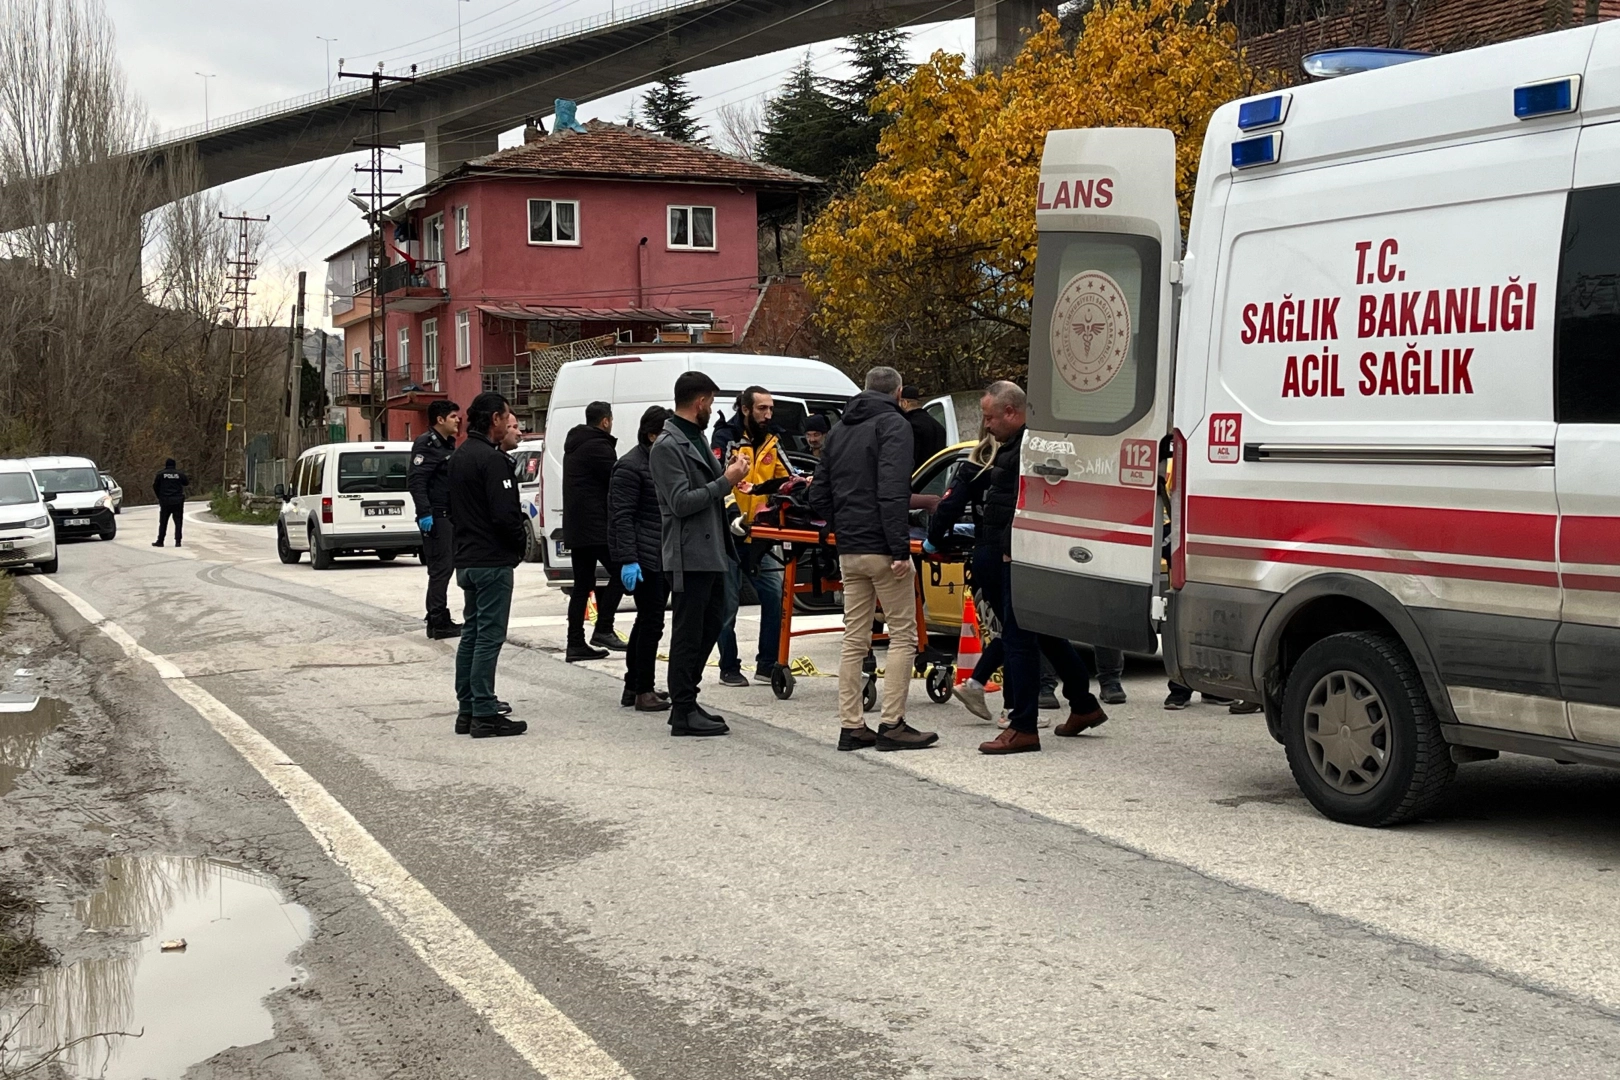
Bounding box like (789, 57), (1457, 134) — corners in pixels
(0, 882), (50, 992)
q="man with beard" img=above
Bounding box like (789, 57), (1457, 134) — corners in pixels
(715, 385), (791, 687)
(649, 371), (749, 736)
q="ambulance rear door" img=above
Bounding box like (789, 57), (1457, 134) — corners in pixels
(1013, 127), (1179, 653)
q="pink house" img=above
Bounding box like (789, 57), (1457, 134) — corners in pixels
(328, 120), (818, 441)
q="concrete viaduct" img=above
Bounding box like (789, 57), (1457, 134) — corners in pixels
(139, 0), (1051, 200)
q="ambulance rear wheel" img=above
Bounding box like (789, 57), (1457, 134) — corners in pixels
(1281, 631), (1455, 828)
(771, 665), (794, 700)
(862, 674), (878, 713)
(926, 665), (954, 704)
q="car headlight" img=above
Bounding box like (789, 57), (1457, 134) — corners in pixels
(25, 515), (48, 529)
(97, 494), (112, 510)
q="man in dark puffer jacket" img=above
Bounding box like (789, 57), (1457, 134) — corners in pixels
(610, 406), (674, 712)
(563, 400), (625, 661)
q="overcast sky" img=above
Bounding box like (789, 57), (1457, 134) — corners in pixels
(103, 0), (972, 327)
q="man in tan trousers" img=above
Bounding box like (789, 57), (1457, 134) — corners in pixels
(807, 366), (938, 752)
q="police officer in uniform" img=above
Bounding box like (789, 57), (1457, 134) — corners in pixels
(408, 399), (462, 639)
(151, 458), (189, 547)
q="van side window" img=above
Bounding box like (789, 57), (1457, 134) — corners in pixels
(302, 455), (324, 497)
(1557, 185), (1620, 422)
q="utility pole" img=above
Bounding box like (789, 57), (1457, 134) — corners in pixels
(339, 62), (415, 440)
(289, 271), (306, 457)
(196, 71), (216, 130)
(276, 271), (307, 462)
(220, 212), (269, 493)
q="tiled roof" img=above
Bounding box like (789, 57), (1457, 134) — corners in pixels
(450, 121), (819, 190)
(1243, 0), (1620, 78)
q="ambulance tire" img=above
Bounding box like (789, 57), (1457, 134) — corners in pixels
(1282, 631), (1455, 828)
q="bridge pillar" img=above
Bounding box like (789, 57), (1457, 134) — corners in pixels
(424, 120), (500, 181)
(975, 0), (1056, 69)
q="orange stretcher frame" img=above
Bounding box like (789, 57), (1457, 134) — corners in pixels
(748, 525), (957, 704)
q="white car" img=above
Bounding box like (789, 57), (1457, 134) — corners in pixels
(99, 472), (122, 514)
(27, 456), (116, 541)
(274, 442), (423, 569)
(0, 461), (58, 574)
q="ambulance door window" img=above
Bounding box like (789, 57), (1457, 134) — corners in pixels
(1557, 185), (1620, 422)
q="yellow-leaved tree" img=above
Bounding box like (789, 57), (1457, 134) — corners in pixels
(804, 0), (1265, 390)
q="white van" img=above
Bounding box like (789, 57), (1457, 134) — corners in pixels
(535, 352), (859, 583)
(28, 456), (116, 541)
(1019, 28), (1620, 826)
(275, 442), (422, 570)
(0, 461), (57, 574)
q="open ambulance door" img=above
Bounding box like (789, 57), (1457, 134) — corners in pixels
(1011, 128), (1179, 654)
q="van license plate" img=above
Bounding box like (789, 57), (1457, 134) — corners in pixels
(66, 517), (89, 526)
(364, 507), (402, 517)
(555, 541), (569, 559)
(0, 542), (12, 551)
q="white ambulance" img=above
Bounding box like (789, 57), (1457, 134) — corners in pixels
(1018, 28), (1620, 826)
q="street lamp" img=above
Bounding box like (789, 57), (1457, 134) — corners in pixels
(195, 72), (216, 131)
(317, 37), (338, 91)
(457, 0), (471, 62)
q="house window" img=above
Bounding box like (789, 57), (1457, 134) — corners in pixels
(455, 205), (470, 251)
(528, 199), (579, 245)
(455, 310), (471, 368)
(424, 213), (444, 261)
(423, 318), (439, 388)
(668, 206), (715, 250)
(397, 326), (410, 378)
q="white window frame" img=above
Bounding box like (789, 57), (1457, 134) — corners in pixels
(455, 309), (472, 369)
(422, 318), (439, 388)
(527, 198), (579, 246)
(667, 205), (716, 250)
(424, 213), (444, 262)
(454, 205), (470, 251)
(397, 326), (410, 377)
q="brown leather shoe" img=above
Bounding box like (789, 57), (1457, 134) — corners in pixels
(979, 728), (1040, 754)
(876, 719), (938, 751)
(1054, 707), (1109, 737)
(634, 692), (671, 712)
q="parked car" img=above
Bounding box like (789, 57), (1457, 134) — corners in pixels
(509, 436), (544, 563)
(273, 442), (422, 569)
(0, 460), (58, 574)
(99, 472), (122, 514)
(27, 456), (115, 541)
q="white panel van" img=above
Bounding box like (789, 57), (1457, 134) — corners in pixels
(275, 442), (422, 569)
(535, 352), (859, 584)
(0, 461), (57, 574)
(1019, 26), (1620, 825)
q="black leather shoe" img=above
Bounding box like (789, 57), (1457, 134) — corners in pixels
(590, 630), (628, 652)
(566, 643), (610, 662)
(470, 716), (528, 738)
(670, 708), (728, 737)
(496, 699), (512, 715)
(621, 687), (636, 708)
(455, 713), (471, 735)
(694, 702), (725, 725)
(426, 618), (462, 640)
(837, 725), (877, 751)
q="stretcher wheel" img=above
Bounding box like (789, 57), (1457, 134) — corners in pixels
(926, 664), (955, 704)
(771, 664), (795, 700)
(862, 674), (878, 712)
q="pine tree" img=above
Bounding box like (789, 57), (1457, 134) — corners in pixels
(828, 30), (912, 178)
(757, 55), (849, 180)
(641, 73), (705, 143)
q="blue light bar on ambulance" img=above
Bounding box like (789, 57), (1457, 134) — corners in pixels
(1237, 94), (1290, 130)
(1231, 132), (1281, 170)
(1515, 76), (1579, 119)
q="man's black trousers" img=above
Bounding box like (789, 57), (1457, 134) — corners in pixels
(567, 544), (623, 644)
(623, 570), (671, 695)
(156, 501), (184, 545)
(667, 570), (727, 711)
(422, 517), (455, 622)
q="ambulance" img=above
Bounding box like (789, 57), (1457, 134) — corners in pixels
(1017, 27), (1620, 826)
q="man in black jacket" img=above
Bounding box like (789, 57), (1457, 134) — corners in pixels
(408, 399), (461, 640)
(900, 385), (948, 473)
(806, 366), (936, 753)
(152, 458), (189, 547)
(972, 381), (1107, 755)
(448, 392), (528, 739)
(562, 400), (625, 662)
(609, 406), (674, 712)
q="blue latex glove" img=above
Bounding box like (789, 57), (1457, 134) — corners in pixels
(417, 514), (433, 534)
(922, 539), (938, 555)
(620, 562), (642, 592)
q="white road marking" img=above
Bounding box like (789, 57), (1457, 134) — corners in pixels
(33, 575), (634, 1080)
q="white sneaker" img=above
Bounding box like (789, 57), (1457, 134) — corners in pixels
(953, 681), (993, 721)
(995, 710), (1049, 729)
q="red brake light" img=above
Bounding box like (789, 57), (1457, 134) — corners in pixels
(1169, 428), (1187, 590)
(322, 497), (333, 525)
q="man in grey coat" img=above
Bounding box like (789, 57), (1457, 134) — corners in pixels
(649, 370), (748, 737)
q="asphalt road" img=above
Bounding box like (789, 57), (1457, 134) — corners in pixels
(19, 502), (1620, 1078)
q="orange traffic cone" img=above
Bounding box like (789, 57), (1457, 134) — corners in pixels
(955, 592), (984, 686)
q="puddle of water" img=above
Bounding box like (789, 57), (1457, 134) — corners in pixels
(3, 855), (313, 1079)
(0, 696), (66, 796)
